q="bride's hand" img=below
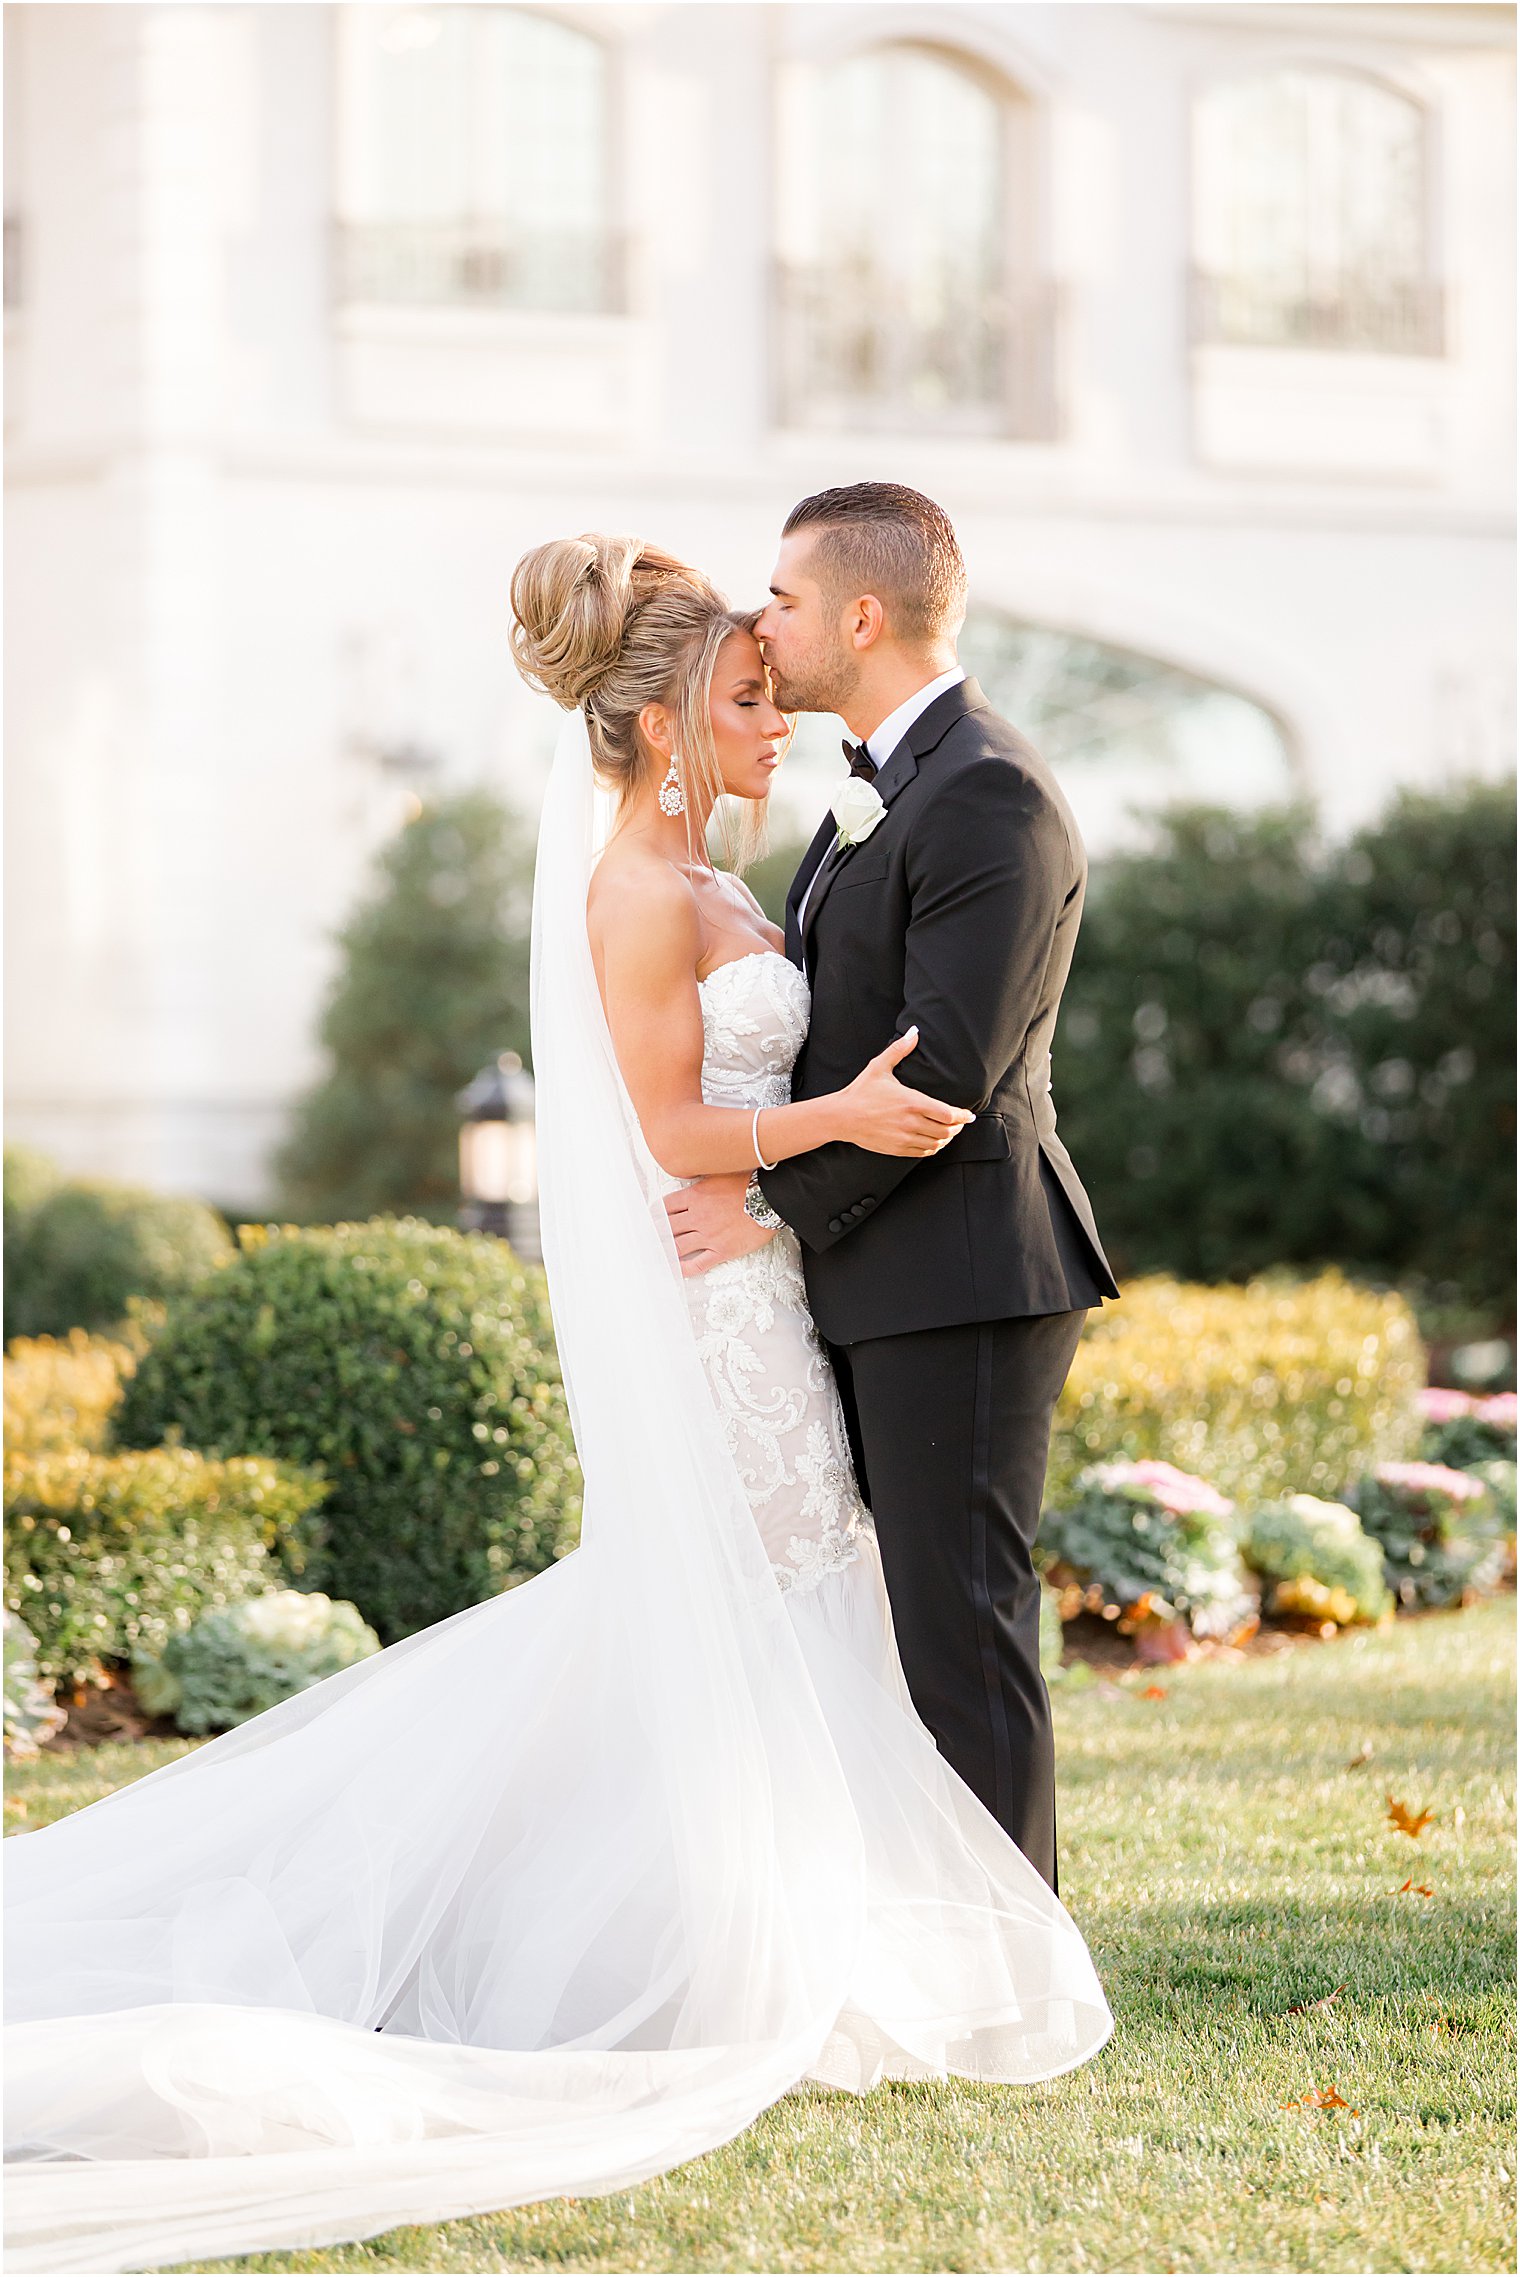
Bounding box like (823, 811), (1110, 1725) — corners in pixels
(838, 1028), (977, 1157)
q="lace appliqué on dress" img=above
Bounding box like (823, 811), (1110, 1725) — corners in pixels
(682, 952), (870, 1598)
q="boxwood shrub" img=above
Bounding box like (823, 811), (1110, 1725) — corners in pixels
(4, 1155), (232, 1340)
(115, 1217), (582, 1641)
(5, 1446), (327, 1688)
(3, 1328), (137, 1457)
(1048, 1272), (1423, 1511)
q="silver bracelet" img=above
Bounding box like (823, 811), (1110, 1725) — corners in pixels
(752, 1106), (780, 1172)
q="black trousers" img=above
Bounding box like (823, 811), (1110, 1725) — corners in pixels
(828, 1309), (1088, 1895)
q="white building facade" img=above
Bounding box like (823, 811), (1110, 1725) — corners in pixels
(4, 0), (1514, 1206)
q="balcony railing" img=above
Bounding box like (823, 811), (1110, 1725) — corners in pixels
(334, 220), (625, 318)
(1190, 268), (1445, 358)
(775, 263), (1061, 440)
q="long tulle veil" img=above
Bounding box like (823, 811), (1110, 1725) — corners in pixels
(2, 707), (868, 2272)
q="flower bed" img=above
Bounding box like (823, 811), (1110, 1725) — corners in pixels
(1038, 1458), (1255, 1643)
(1242, 1494), (1392, 1628)
(133, 1589), (380, 1734)
(1417, 1388), (1518, 1471)
(1348, 1461), (1506, 1610)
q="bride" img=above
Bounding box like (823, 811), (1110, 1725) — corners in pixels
(4, 537), (1112, 2276)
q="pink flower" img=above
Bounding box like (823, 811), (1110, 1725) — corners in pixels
(1418, 1387), (1475, 1424)
(1090, 1458), (1234, 1519)
(1476, 1392), (1518, 1429)
(1375, 1461), (1488, 1504)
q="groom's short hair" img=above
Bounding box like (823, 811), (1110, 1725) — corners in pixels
(782, 483), (966, 642)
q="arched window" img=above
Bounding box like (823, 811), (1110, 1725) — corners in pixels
(338, 6), (617, 314)
(959, 611), (1297, 854)
(1193, 67), (1437, 354)
(776, 43), (1054, 436)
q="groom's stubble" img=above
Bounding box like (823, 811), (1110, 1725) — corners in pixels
(765, 630), (861, 719)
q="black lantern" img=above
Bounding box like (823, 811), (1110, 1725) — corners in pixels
(456, 1052), (540, 1260)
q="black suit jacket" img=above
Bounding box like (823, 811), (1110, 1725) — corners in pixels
(758, 678), (1119, 1345)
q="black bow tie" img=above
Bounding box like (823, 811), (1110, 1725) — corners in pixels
(842, 739), (877, 780)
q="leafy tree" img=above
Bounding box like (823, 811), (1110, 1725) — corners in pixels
(1056, 806), (1364, 1283)
(275, 793), (533, 1223)
(1300, 781), (1515, 1316)
(1056, 782), (1515, 1316)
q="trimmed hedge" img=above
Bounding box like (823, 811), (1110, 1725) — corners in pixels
(1048, 1272), (1423, 1511)
(4, 1446), (327, 1688)
(115, 1217), (582, 1642)
(3, 1328), (136, 1457)
(3, 1153), (232, 1340)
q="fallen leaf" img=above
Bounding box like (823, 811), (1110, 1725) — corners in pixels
(1283, 2083), (1359, 2114)
(1283, 1984), (1345, 2015)
(1345, 1740), (1374, 1772)
(1386, 1794), (1435, 1839)
(1390, 1878), (1434, 1897)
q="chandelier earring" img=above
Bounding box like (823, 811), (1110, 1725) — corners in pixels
(657, 754), (687, 818)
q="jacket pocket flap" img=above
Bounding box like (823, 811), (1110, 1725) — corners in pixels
(834, 853), (892, 889)
(947, 1115), (1012, 1160)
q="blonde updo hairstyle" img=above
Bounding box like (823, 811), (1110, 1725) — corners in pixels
(509, 533), (769, 870)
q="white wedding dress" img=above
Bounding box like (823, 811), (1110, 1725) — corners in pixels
(4, 715), (1111, 2275)
(681, 950), (869, 1599)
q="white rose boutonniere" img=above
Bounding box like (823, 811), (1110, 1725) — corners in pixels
(831, 775), (887, 850)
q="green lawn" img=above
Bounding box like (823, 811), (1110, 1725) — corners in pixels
(7, 1600), (1514, 2274)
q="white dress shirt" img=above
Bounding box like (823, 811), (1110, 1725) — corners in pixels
(861, 665), (967, 770)
(797, 666), (967, 933)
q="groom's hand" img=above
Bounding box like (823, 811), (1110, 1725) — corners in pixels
(664, 1173), (777, 1278)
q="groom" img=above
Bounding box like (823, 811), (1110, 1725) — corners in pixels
(665, 483), (1117, 1895)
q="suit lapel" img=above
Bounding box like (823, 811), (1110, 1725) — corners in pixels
(799, 678), (988, 958)
(785, 810), (840, 966)
(800, 747), (915, 954)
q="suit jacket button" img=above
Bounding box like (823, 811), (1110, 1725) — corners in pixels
(828, 1217), (842, 1234)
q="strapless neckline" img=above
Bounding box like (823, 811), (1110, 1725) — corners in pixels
(697, 948), (795, 993)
